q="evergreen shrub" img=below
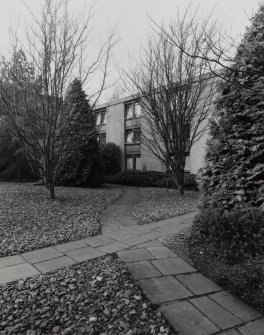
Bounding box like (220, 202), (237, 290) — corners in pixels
(191, 207), (264, 263)
(100, 143), (121, 176)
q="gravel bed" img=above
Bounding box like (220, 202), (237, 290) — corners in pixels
(132, 188), (199, 225)
(0, 183), (122, 257)
(0, 255), (175, 335)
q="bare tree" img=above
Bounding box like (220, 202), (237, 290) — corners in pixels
(0, 0), (115, 199)
(153, 6), (260, 91)
(126, 14), (216, 195)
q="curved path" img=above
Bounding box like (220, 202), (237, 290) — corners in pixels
(0, 186), (263, 334)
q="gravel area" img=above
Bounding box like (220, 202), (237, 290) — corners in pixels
(0, 255), (175, 335)
(132, 188), (199, 224)
(0, 183), (122, 257)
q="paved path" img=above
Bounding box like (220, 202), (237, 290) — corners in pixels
(0, 186), (263, 335)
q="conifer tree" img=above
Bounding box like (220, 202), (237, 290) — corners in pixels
(201, 6), (264, 209)
(58, 78), (103, 187)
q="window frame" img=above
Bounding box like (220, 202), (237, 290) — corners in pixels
(96, 109), (106, 126)
(97, 132), (106, 146)
(125, 154), (141, 171)
(125, 127), (141, 145)
(125, 101), (141, 120)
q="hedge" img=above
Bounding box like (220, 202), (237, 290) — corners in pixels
(105, 170), (198, 190)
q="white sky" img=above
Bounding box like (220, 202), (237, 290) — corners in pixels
(0, 0), (260, 102)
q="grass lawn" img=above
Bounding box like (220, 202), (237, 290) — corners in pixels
(132, 187), (199, 224)
(0, 255), (173, 335)
(0, 182), (122, 257)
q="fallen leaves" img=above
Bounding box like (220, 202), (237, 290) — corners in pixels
(0, 256), (174, 334)
(0, 183), (122, 257)
(132, 188), (199, 225)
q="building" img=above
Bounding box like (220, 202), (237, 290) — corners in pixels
(95, 94), (210, 175)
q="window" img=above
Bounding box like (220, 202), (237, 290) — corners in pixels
(125, 154), (141, 170)
(134, 128), (141, 143)
(125, 103), (134, 120)
(96, 109), (106, 126)
(135, 155), (141, 170)
(101, 111), (106, 125)
(125, 129), (134, 144)
(134, 103), (141, 118)
(125, 101), (141, 119)
(97, 132), (106, 145)
(96, 113), (101, 126)
(125, 128), (141, 144)
(126, 155), (134, 170)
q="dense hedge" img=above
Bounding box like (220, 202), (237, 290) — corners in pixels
(200, 6), (264, 209)
(106, 171), (198, 190)
(190, 207), (264, 263)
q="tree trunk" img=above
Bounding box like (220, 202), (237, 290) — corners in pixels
(178, 168), (185, 196)
(48, 182), (55, 199)
(179, 181), (184, 195)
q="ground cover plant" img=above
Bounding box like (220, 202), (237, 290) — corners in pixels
(164, 216), (264, 314)
(188, 208), (264, 313)
(132, 188), (199, 224)
(0, 183), (122, 257)
(0, 255), (174, 335)
(106, 171), (197, 190)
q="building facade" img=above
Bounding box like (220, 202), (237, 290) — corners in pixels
(95, 94), (210, 174)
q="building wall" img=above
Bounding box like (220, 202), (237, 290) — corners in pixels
(105, 102), (125, 170)
(95, 94), (210, 175)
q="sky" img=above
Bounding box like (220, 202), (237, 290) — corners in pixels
(0, 0), (261, 102)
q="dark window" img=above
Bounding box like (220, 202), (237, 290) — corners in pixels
(97, 132), (106, 145)
(101, 111), (106, 125)
(134, 128), (141, 143)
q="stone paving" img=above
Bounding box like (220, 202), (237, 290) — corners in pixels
(0, 186), (263, 334)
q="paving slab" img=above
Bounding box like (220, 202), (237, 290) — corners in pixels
(65, 247), (105, 262)
(54, 240), (87, 252)
(97, 242), (129, 254)
(118, 248), (153, 262)
(239, 318), (264, 335)
(151, 257), (196, 275)
(129, 239), (163, 249)
(155, 224), (188, 236)
(177, 273), (221, 295)
(138, 276), (193, 304)
(34, 256), (76, 273)
(147, 246), (177, 259)
(218, 330), (241, 335)
(119, 225), (152, 236)
(0, 255), (26, 269)
(159, 300), (219, 335)
(115, 232), (160, 246)
(126, 261), (162, 280)
(82, 235), (115, 247)
(22, 247), (63, 264)
(209, 292), (262, 322)
(191, 296), (242, 330)
(0, 263), (40, 285)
